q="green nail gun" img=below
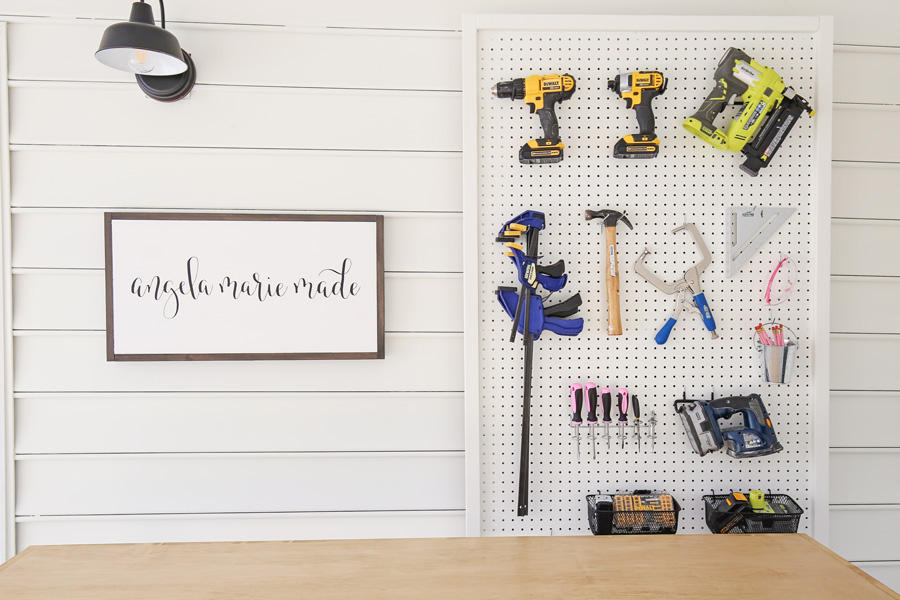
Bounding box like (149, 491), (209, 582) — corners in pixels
(683, 47), (815, 176)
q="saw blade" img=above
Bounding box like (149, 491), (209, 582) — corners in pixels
(677, 401), (721, 456)
(727, 206), (795, 277)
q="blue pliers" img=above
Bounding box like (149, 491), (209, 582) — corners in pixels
(634, 223), (719, 344)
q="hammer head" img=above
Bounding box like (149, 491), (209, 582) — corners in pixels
(585, 209), (633, 230)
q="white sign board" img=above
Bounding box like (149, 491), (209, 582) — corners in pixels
(104, 213), (384, 361)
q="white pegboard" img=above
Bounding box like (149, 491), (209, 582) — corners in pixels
(463, 16), (832, 537)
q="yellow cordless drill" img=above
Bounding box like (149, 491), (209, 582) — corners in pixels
(608, 70), (667, 158)
(492, 73), (576, 164)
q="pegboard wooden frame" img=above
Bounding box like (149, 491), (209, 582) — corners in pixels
(0, 23), (11, 560)
(462, 15), (832, 540)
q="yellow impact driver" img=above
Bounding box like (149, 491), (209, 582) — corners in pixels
(492, 73), (576, 164)
(608, 70), (667, 158)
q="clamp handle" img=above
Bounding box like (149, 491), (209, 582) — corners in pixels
(693, 292), (718, 334)
(655, 318), (678, 345)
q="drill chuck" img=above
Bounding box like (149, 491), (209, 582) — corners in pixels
(492, 79), (525, 100)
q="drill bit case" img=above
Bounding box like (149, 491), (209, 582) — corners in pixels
(703, 492), (803, 534)
(586, 490), (681, 535)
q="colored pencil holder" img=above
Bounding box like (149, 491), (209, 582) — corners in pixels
(753, 325), (798, 385)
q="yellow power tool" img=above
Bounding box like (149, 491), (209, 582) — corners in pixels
(492, 73), (576, 164)
(608, 70), (667, 158)
(684, 47), (815, 176)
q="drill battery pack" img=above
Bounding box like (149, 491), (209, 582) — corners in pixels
(519, 138), (566, 164)
(704, 492), (804, 534)
(711, 492), (753, 533)
(613, 134), (660, 159)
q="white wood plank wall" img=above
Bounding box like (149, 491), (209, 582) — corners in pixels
(2, 9), (472, 556)
(829, 36), (900, 595)
(1, 1), (898, 590)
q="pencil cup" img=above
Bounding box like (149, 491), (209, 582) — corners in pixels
(758, 342), (797, 384)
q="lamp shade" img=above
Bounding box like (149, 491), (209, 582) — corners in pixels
(95, 2), (187, 76)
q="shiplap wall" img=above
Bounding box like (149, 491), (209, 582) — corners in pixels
(0, 0), (897, 591)
(2, 11), (472, 559)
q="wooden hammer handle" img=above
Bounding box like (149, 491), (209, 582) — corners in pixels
(605, 225), (622, 335)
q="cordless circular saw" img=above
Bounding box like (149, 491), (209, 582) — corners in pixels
(683, 47), (815, 176)
(675, 393), (783, 458)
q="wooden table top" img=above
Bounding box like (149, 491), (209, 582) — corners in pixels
(0, 534), (896, 599)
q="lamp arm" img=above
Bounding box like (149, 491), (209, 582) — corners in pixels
(138, 0), (167, 29)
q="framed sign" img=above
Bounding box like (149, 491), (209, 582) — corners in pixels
(104, 213), (384, 361)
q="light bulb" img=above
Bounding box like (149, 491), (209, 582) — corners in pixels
(127, 49), (154, 74)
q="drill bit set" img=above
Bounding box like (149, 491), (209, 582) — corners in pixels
(586, 490), (681, 535)
(567, 383), (658, 458)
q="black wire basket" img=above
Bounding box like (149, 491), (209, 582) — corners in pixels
(586, 491), (681, 535)
(703, 493), (803, 534)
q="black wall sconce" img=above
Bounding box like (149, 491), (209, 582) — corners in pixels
(95, 1), (196, 102)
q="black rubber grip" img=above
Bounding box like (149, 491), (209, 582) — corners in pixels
(586, 386), (598, 423)
(692, 79), (728, 127)
(537, 106), (560, 139)
(601, 391), (612, 423)
(632, 394), (640, 419)
(543, 293), (582, 319)
(635, 103), (655, 136)
(536, 259), (566, 278)
(571, 387), (583, 424)
(709, 395), (755, 411)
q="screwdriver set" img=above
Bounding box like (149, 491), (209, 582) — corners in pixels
(568, 383), (658, 457)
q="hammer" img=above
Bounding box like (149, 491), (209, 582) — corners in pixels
(586, 209), (633, 335)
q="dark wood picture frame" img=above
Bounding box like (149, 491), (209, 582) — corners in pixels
(104, 212), (385, 361)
